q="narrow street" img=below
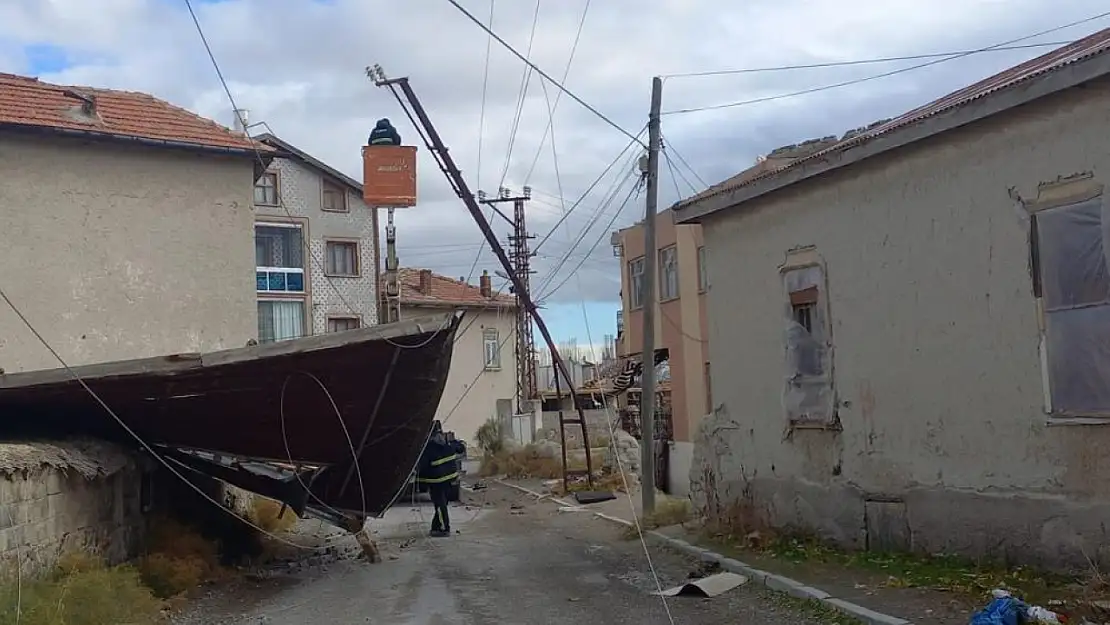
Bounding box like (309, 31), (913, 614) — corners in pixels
(172, 484), (843, 624)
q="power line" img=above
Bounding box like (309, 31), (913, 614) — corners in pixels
(533, 127), (646, 254)
(660, 40), (1072, 79)
(496, 0), (542, 189)
(523, 0), (592, 185)
(664, 13), (1110, 115)
(445, 0), (644, 146)
(475, 0), (495, 190)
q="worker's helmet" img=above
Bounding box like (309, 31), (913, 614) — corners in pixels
(376, 118), (391, 127)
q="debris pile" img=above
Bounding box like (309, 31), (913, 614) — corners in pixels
(604, 429), (641, 485)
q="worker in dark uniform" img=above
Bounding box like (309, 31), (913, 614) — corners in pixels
(368, 118), (401, 146)
(417, 420), (460, 537)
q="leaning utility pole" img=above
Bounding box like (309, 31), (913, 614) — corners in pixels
(478, 187), (538, 415)
(382, 208), (401, 323)
(640, 76), (663, 515)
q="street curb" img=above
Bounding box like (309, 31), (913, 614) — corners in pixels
(493, 479), (913, 625)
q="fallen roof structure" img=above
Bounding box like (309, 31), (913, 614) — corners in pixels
(0, 312), (462, 529)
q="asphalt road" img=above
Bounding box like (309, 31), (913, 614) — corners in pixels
(173, 484), (847, 625)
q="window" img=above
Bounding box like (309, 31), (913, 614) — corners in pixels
(255, 223), (305, 293)
(483, 328), (501, 370)
(258, 300), (305, 343)
(659, 246), (679, 300)
(325, 240), (359, 277)
(254, 172), (278, 206)
(322, 180), (348, 212)
(327, 316), (360, 333)
(697, 246), (709, 292)
(783, 261), (834, 424)
(1032, 195), (1110, 415)
(629, 257), (645, 309)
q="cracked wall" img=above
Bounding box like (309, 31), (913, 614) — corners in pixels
(692, 76), (1110, 570)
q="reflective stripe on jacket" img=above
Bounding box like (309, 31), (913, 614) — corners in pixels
(417, 436), (458, 484)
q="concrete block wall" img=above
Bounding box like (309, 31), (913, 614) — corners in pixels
(0, 466), (144, 576)
(540, 408), (613, 447)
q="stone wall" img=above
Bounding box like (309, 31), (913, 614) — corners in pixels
(0, 440), (144, 577)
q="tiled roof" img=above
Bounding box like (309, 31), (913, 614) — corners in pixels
(0, 72), (265, 152)
(676, 27), (1110, 211)
(392, 268), (516, 308)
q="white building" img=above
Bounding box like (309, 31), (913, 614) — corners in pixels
(390, 268), (517, 446)
(252, 133), (379, 341)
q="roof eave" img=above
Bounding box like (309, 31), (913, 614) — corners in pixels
(0, 122), (264, 159)
(400, 299), (517, 310)
(255, 133), (364, 196)
(673, 50), (1110, 225)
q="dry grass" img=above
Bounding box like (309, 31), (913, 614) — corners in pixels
(246, 497), (298, 534)
(137, 515), (225, 599)
(621, 496), (693, 539)
(479, 446), (563, 479)
(0, 553), (163, 625)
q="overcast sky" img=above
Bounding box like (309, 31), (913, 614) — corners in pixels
(2, 0), (1108, 346)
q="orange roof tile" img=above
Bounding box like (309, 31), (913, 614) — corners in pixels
(390, 268), (516, 308)
(0, 72), (266, 152)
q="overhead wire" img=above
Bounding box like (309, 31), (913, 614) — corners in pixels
(660, 40), (1073, 79)
(497, 0), (543, 189)
(444, 0), (644, 147)
(660, 131), (707, 191)
(522, 0), (592, 185)
(183, 0), (452, 350)
(0, 286), (345, 552)
(475, 0), (495, 190)
(663, 12), (1110, 115)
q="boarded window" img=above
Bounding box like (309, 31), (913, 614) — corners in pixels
(327, 317), (360, 333)
(783, 264), (834, 423)
(1034, 196), (1110, 415)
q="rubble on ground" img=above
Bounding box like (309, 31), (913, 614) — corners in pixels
(604, 429), (641, 485)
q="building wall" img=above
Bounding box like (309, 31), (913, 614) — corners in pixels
(0, 445), (144, 576)
(693, 78), (1110, 569)
(402, 304), (516, 446)
(618, 210), (709, 496)
(0, 133), (257, 372)
(255, 156), (378, 337)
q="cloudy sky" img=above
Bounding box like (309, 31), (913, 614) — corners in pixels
(2, 0), (1108, 348)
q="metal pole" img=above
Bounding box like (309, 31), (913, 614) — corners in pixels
(640, 76), (663, 515)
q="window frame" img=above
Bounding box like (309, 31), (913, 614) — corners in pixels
(321, 178), (349, 213)
(779, 248), (837, 429)
(257, 298), (307, 343)
(628, 256), (645, 310)
(482, 327), (501, 371)
(324, 238), (361, 278)
(254, 171), (280, 207)
(659, 245), (679, 301)
(1023, 174), (1110, 422)
(255, 221), (306, 294)
(326, 315), (361, 333)
(697, 246), (709, 293)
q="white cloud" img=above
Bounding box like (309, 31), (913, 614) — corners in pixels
(1, 0), (1108, 306)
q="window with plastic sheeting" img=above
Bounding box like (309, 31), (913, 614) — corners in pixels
(1033, 195), (1110, 416)
(782, 261), (836, 424)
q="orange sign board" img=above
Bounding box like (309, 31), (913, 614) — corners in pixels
(362, 145), (417, 207)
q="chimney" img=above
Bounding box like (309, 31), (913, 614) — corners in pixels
(419, 269), (433, 294)
(479, 270), (492, 298)
(233, 108), (250, 135)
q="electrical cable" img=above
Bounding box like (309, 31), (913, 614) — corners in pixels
(475, 0), (495, 191)
(522, 0), (592, 185)
(532, 127), (646, 255)
(660, 132), (707, 190)
(663, 13), (1110, 115)
(497, 0), (543, 189)
(660, 40), (1073, 79)
(444, 0), (644, 147)
(538, 179), (643, 301)
(184, 0), (452, 350)
(0, 286), (346, 552)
